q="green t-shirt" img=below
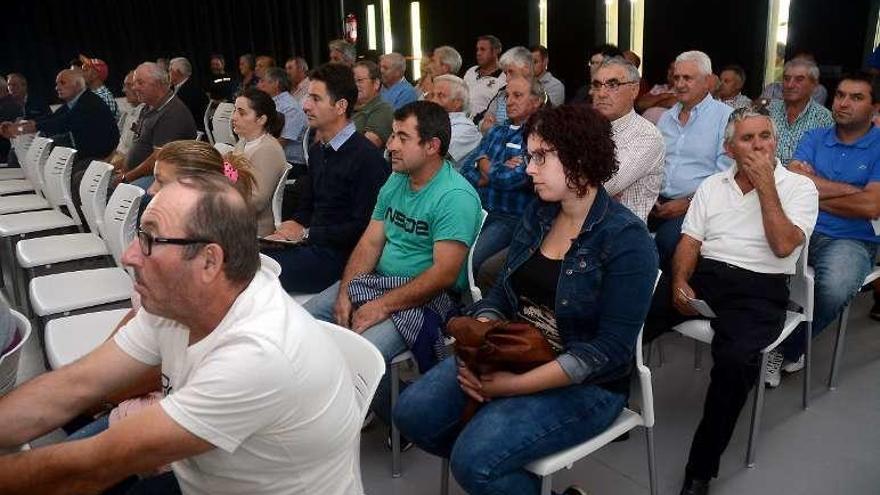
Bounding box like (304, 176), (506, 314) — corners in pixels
(352, 96), (393, 145)
(372, 160), (482, 292)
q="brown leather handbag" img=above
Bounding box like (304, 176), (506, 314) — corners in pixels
(445, 316), (557, 423)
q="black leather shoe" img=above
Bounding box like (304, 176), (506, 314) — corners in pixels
(680, 477), (710, 495)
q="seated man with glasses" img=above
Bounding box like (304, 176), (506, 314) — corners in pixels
(590, 57), (665, 222)
(644, 108), (818, 495)
(0, 175), (363, 495)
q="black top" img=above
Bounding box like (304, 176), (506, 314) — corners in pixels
(289, 129), (390, 252)
(512, 249), (564, 353)
(175, 79), (209, 132)
(36, 89), (119, 161)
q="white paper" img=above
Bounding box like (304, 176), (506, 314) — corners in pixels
(687, 298), (718, 318)
(871, 218), (880, 236)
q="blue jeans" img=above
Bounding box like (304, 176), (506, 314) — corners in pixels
(781, 232), (879, 361)
(67, 415), (110, 441)
(393, 357), (626, 495)
(649, 213), (686, 273)
(264, 244), (348, 293)
(130, 175), (155, 221)
(304, 281), (408, 425)
(471, 212), (521, 276)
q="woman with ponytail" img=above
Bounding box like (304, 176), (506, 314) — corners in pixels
(230, 87), (288, 236)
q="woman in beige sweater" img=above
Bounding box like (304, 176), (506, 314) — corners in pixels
(231, 88), (288, 237)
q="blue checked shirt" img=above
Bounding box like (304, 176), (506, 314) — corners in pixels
(460, 122), (534, 216)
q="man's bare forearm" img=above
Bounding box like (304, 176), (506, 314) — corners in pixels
(756, 187), (805, 257)
(671, 236), (701, 285)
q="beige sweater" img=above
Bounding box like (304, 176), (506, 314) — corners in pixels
(235, 135), (287, 237)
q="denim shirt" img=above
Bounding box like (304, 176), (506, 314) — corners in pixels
(469, 187), (659, 389)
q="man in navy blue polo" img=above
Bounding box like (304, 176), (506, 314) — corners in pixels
(768, 72), (880, 387)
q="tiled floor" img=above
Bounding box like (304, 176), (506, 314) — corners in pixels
(12, 293), (880, 494)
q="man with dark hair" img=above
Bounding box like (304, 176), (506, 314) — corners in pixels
(531, 45), (564, 106)
(207, 54), (235, 102)
(305, 100), (482, 435)
(5, 72), (49, 121)
(285, 56), (310, 104)
(236, 53), (259, 95)
(258, 67), (307, 165)
(570, 43), (625, 104)
(265, 63), (390, 293)
(463, 35), (505, 117)
(353, 60), (394, 148)
(255, 55), (276, 79)
(0, 176), (363, 494)
(714, 64), (751, 110)
(772, 72), (880, 386)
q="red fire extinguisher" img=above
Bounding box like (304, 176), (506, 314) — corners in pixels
(345, 13), (358, 44)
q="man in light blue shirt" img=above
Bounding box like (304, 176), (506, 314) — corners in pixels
(649, 51), (733, 270)
(379, 53), (418, 110)
(258, 68), (307, 165)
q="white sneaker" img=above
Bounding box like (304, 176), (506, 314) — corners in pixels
(764, 350), (784, 388)
(783, 355), (805, 373)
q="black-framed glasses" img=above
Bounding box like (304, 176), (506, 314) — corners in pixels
(137, 227), (212, 256)
(589, 79), (638, 92)
(525, 148), (558, 167)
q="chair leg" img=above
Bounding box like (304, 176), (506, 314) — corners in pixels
(391, 362), (402, 478)
(646, 427), (658, 495)
(694, 340), (703, 371)
(802, 322), (812, 409)
(829, 306), (850, 390)
(440, 458), (450, 495)
(746, 351), (768, 467)
(539, 474), (552, 495)
(656, 339), (665, 367)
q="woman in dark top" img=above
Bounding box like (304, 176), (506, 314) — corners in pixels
(393, 104), (658, 495)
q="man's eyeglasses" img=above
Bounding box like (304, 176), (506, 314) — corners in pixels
(525, 148), (557, 167)
(137, 227), (211, 256)
(589, 79), (638, 92)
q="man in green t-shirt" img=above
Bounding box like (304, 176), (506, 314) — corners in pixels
(304, 100), (482, 431)
(351, 60), (394, 149)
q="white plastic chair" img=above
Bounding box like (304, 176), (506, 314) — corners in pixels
(0, 137), (54, 215)
(203, 101), (218, 145)
(0, 133), (42, 194)
(28, 184), (144, 319)
(827, 263), (880, 390)
(0, 309), (32, 396)
(44, 308), (130, 369)
(673, 246), (813, 467)
(211, 102), (237, 146)
(272, 163), (293, 229)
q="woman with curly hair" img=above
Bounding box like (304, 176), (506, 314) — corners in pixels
(393, 104), (659, 495)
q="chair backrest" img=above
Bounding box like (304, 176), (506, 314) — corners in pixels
(22, 136), (53, 192)
(0, 310), (32, 397)
(213, 142), (235, 155)
(273, 163), (294, 229)
(467, 209), (490, 302)
(78, 161), (115, 236)
(634, 270), (662, 428)
(211, 102), (237, 145)
(42, 146), (79, 221)
(317, 321), (386, 416)
(12, 133), (36, 161)
(102, 183), (146, 266)
(204, 101), (219, 144)
(789, 242), (814, 322)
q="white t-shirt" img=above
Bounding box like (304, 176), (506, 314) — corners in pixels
(681, 160), (818, 274)
(462, 65), (506, 117)
(114, 265), (362, 495)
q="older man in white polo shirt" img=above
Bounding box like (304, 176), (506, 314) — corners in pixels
(644, 108), (818, 495)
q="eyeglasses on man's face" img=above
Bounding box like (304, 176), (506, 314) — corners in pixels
(589, 79), (637, 92)
(136, 227), (211, 256)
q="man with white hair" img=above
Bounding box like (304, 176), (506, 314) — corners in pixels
(531, 45), (565, 106)
(431, 45), (463, 77)
(767, 57), (833, 165)
(478, 46), (535, 132)
(379, 52), (418, 110)
(257, 67), (308, 166)
(170, 57), (208, 132)
(328, 39), (356, 66)
(649, 51), (733, 271)
(463, 35), (505, 118)
(428, 74), (481, 163)
(119, 62), (197, 190)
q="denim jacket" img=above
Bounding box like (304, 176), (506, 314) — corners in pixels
(469, 187), (659, 387)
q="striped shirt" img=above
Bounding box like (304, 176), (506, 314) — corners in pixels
(605, 110), (665, 222)
(93, 85), (119, 120)
(460, 122), (535, 216)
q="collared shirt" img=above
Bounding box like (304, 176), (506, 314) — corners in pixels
(459, 122), (534, 216)
(538, 71), (565, 106)
(761, 82), (828, 106)
(769, 99), (833, 165)
(606, 110), (666, 222)
(324, 122), (357, 151)
(67, 89), (87, 110)
(717, 93), (752, 110)
(173, 78), (188, 94)
(463, 66), (506, 117)
(794, 125), (880, 242)
(272, 91), (308, 164)
(448, 111), (482, 164)
(93, 85), (119, 119)
(380, 78), (418, 110)
(657, 93), (733, 198)
(291, 78), (310, 105)
(682, 160), (818, 274)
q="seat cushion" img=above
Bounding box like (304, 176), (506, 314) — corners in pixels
(0, 194), (50, 215)
(0, 210), (76, 236)
(44, 308), (131, 369)
(16, 233), (108, 268)
(29, 268), (132, 316)
(0, 179), (34, 195)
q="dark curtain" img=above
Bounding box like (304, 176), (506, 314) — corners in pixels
(546, 0), (598, 100)
(643, 0), (769, 98)
(0, 0), (343, 104)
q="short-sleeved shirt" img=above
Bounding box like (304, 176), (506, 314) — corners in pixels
(272, 91), (307, 164)
(448, 111), (482, 163)
(372, 160), (482, 292)
(793, 125), (880, 243)
(380, 78), (418, 110)
(657, 93), (733, 198)
(352, 96), (393, 146)
(126, 93), (197, 170)
(114, 265), (361, 495)
(717, 93), (752, 110)
(682, 161), (818, 274)
(769, 99), (833, 165)
(93, 85), (119, 120)
(463, 66), (506, 117)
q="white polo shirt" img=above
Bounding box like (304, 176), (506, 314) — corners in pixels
(681, 160), (818, 274)
(462, 65), (506, 117)
(115, 264), (361, 495)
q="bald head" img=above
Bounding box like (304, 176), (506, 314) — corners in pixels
(55, 69), (86, 102)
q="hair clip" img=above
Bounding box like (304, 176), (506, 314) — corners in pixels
(223, 161), (238, 183)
